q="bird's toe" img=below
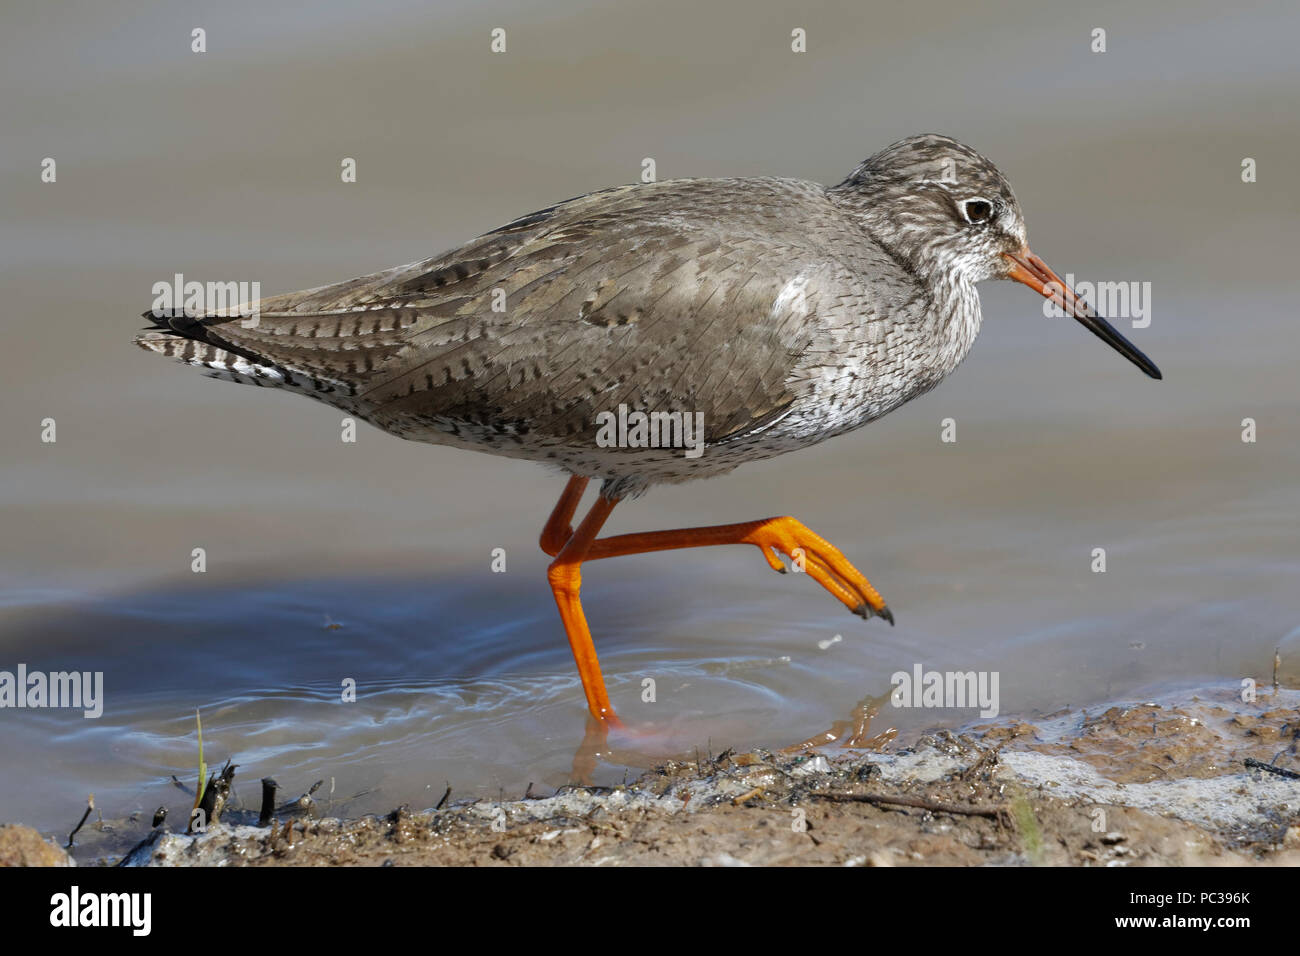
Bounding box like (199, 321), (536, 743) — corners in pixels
(853, 602), (895, 625)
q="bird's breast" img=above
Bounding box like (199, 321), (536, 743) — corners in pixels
(772, 276), (983, 445)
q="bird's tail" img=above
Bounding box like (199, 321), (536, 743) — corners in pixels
(134, 310), (288, 387)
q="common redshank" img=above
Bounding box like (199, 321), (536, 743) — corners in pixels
(136, 134), (1161, 723)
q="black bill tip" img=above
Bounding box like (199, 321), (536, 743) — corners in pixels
(1075, 310), (1163, 380)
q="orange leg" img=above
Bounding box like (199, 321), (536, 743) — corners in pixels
(582, 517), (892, 623)
(546, 491), (623, 723)
(540, 475), (589, 556)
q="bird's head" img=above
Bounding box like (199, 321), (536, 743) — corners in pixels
(830, 134), (1161, 379)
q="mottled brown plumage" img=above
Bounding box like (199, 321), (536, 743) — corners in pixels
(138, 135), (1085, 497)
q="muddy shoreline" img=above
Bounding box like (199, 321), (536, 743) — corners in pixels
(7, 683), (1296, 867)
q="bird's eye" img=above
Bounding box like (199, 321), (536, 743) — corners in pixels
(962, 199), (993, 224)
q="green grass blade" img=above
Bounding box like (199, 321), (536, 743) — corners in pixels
(194, 708), (207, 811)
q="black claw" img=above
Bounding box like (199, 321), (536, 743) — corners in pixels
(853, 602), (895, 625)
(776, 566), (787, 574)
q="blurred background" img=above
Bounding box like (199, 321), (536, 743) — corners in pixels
(1, 0), (1297, 851)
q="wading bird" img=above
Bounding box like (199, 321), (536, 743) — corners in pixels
(137, 134), (1161, 724)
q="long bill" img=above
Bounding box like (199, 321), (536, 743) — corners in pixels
(1003, 249), (1162, 380)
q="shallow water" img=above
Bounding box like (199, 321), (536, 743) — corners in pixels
(2, 0), (1298, 853)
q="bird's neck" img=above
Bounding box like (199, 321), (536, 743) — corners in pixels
(853, 208), (986, 377)
(926, 271), (983, 375)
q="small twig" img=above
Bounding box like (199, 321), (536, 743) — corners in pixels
(1245, 757), (1300, 780)
(170, 775), (195, 796)
(258, 778), (279, 826)
(959, 746), (1001, 782)
(191, 760), (238, 832)
(810, 790), (1005, 820)
(278, 779), (322, 810)
(67, 794), (94, 847)
(435, 783), (452, 811)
